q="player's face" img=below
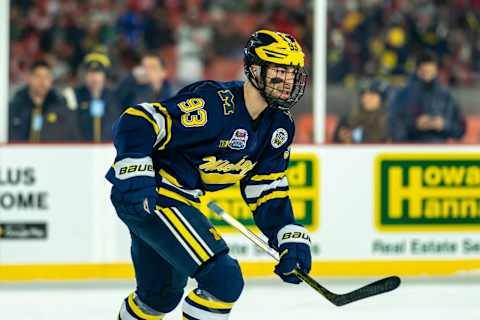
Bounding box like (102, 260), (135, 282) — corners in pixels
(264, 65), (296, 100)
(28, 67), (53, 97)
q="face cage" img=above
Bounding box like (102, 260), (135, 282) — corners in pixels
(246, 61), (308, 111)
(262, 64), (308, 110)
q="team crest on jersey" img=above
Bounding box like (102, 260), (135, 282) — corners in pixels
(229, 129), (249, 150)
(271, 128), (288, 148)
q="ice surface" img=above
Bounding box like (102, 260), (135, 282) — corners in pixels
(0, 278), (479, 319)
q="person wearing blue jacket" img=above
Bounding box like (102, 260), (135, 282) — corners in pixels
(9, 60), (80, 142)
(74, 52), (119, 142)
(115, 52), (172, 113)
(389, 51), (466, 143)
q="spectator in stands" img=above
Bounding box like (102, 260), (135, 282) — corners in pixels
(8, 0), (314, 135)
(334, 79), (390, 143)
(8, 60), (80, 142)
(73, 52), (119, 142)
(389, 51), (466, 143)
(115, 52), (172, 111)
(176, 11), (212, 86)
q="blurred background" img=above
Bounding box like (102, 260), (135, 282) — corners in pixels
(1, 1), (480, 320)
(6, 0), (314, 143)
(4, 0), (480, 144)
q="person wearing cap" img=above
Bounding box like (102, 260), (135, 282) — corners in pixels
(9, 60), (81, 142)
(389, 51), (466, 143)
(74, 52), (119, 142)
(334, 79), (391, 143)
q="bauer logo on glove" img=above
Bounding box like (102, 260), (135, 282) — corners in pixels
(112, 157), (155, 181)
(119, 164), (154, 175)
(281, 231), (311, 242)
(275, 224), (312, 284)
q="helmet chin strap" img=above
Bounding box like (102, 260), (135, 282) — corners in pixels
(248, 65), (263, 89)
(250, 65), (274, 105)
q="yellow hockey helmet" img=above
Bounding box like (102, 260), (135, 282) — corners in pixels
(244, 30), (307, 110)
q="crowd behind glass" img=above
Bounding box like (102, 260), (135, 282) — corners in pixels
(7, 0), (479, 144)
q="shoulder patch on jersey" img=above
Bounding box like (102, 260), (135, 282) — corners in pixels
(271, 128), (288, 148)
(229, 128), (249, 150)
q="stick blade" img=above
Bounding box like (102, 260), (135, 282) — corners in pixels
(331, 276), (401, 306)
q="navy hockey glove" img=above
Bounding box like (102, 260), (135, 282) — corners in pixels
(106, 155), (158, 217)
(274, 224), (311, 284)
(111, 185), (158, 217)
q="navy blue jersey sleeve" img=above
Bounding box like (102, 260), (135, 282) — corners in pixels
(105, 103), (165, 192)
(112, 86), (229, 153)
(106, 82), (226, 190)
(240, 117), (296, 247)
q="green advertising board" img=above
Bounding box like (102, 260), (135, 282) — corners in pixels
(375, 153), (480, 231)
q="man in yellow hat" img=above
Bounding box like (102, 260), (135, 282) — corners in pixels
(74, 52), (120, 142)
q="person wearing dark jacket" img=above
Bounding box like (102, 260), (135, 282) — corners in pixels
(115, 52), (172, 112)
(389, 51), (466, 143)
(334, 79), (390, 143)
(74, 52), (119, 142)
(8, 60), (80, 142)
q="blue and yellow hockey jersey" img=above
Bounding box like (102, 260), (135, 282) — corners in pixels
(106, 80), (296, 242)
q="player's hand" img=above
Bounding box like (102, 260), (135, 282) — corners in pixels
(111, 186), (158, 217)
(274, 224), (311, 284)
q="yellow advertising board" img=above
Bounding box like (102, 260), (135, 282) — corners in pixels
(375, 153), (480, 232)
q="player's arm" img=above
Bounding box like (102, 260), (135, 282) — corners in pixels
(240, 124), (311, 283)
(240, 156), (295, 243)
(106, 92), (220, 205)
(105, 103), (169, 213)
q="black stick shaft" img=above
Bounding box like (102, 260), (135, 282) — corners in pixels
(206, 201), (401, 306)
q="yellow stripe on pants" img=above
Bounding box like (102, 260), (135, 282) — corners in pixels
(159, 208), (211, 262)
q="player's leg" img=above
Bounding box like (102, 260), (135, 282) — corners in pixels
(118, 231), (188, 319)
(152, 205), (245, 320)
(136, 202), (245, 319)
(112, 197), (191, 319)
(115, 199), (243, 319)
(182, 252), (244, 320)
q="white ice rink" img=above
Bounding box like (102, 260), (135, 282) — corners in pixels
(1, 278), (479, 320)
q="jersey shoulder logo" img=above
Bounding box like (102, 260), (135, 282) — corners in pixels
(229, 128), (249, 150)
(271, 128), (288, 148)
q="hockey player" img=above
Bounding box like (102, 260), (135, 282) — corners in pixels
(106, 29), (311, 320)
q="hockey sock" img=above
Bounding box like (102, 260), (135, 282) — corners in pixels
(182, 289), (234, 320)
(118, 292), (165, 320)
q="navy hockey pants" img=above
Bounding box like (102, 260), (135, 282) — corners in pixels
(112, 197), (229, 312)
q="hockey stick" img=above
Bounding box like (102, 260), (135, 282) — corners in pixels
(207, 201), (401, 306)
